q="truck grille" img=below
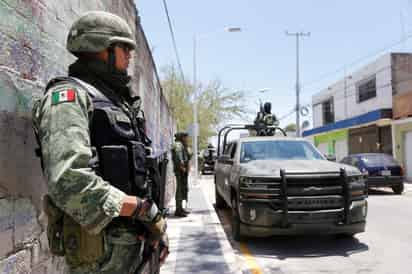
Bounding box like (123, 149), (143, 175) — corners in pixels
(239, 172), (346, 211)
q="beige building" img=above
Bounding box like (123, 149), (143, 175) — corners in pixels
(391, 54), (412, 181)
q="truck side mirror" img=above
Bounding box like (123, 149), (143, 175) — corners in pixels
(325, 154), (336, 162)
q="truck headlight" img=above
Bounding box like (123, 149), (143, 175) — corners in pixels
(348, 176), (366, 197)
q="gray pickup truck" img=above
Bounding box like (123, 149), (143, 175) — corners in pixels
(214, 125), (368, 241)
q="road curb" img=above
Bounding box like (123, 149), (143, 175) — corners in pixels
(198, 179), (242, 274)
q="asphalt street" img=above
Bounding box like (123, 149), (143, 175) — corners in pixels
(201, 175), (412, 274)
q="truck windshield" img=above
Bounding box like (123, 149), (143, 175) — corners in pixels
(240, 140), (324, 162)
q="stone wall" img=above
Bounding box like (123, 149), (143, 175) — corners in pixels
(0, 0), (175, 273)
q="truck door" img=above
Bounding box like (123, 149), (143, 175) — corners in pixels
(222, 143), (237, 203)
(215, 143), (231, 200)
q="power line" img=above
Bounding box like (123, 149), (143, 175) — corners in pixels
(272, 28), (412, 126)
(279, 108), (297, 121)
(161, 0), (185, 81)
(314, 75), (412, 103)
(301, 32), (412, 94)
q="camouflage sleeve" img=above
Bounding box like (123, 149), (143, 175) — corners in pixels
(174, 142), (185, 164)
(33, 83), (126, 234)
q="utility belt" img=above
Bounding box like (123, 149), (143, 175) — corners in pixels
(44, 195), (146, 267)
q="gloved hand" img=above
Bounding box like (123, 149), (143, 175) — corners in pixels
(144, 215), (167, 243)
(132, 198), (159, 223)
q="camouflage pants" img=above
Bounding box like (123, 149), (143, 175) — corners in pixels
(175, 173), (188, 211)
(65, 229), (144, 274)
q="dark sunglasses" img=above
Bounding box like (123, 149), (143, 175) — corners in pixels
(115, 43), (133, 52)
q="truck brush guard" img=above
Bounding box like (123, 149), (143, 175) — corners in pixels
(239, 168), (365, 228)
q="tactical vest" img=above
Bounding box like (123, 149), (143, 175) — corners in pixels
(44, 77), (149, 196)
(38, 77), (149, 265)
(171, 141), (189, 174)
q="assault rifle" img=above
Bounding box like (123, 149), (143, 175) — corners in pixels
(136, 150), (169, 274)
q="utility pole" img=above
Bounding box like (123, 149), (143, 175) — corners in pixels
(286, 31), (310, 137)
(192, 35), (199, 184)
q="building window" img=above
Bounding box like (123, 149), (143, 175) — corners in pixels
(322, 98), (334, 125)
(357, 76), (376, 102)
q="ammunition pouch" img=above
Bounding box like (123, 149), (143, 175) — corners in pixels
(63, 215), (104, 267)
(101, 145), (131, 193)
(99, 141), (147, 196)
(94, 105), (148, 196)
(43, 195), (104, 265)
(43, 195), (65, 256)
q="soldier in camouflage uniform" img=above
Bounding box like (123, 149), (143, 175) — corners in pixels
(32, 11), (168, 274)
(262, 102), (278, 127)
(172, 132), (191, 217)
(254, 102), (279, 136)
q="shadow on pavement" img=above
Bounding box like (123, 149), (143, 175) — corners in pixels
(167, 209), (213, 220)
(215, 207), (369, 260)
(175, 226), (231, 274)
(242, 235), (369, 260)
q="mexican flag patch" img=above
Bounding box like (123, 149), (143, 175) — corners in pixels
(51, 89), (76, 105)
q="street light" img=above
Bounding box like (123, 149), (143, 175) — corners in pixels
(192, 26), (241, 184)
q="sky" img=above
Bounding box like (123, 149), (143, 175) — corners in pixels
(137, 0), (412, 130)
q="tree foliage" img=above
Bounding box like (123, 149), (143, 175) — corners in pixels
(161, 65), (246, 148)
(284, 123), (297, 132)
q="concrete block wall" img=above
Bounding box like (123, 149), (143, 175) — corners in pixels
(0, 0), (175, 273)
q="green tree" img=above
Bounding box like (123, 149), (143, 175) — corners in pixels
(161, 65), (246, 149)
(284, 123), (297, 132)
(160, 66), (193, 132)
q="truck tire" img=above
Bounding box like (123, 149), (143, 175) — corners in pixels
(392, 183), (404, 195)
(336, 233), (355, 239)
(231, 197), (241, 241)
(215, 186), (226, 209)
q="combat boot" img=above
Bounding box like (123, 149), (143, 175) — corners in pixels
(182, 208), (191, 215)
(174, 209), (187, 217)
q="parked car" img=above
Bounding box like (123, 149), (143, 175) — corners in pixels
(215, 124), (368, 241)
(340, 153), (404, 194)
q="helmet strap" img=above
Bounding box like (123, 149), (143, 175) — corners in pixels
(108, 45), (116, 73)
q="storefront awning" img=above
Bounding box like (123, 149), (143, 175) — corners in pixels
(303, 109), (392, 137)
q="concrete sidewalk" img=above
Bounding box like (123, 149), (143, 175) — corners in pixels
(405, 182), (412, 193)
(161, 177), (240, 274)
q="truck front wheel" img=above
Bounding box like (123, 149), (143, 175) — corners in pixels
(392, 183), (404, 195)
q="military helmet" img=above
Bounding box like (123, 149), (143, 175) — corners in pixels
(263, 102), (272, 114)
(67, 11), (136, 54)
(175, 132), (189, 141)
